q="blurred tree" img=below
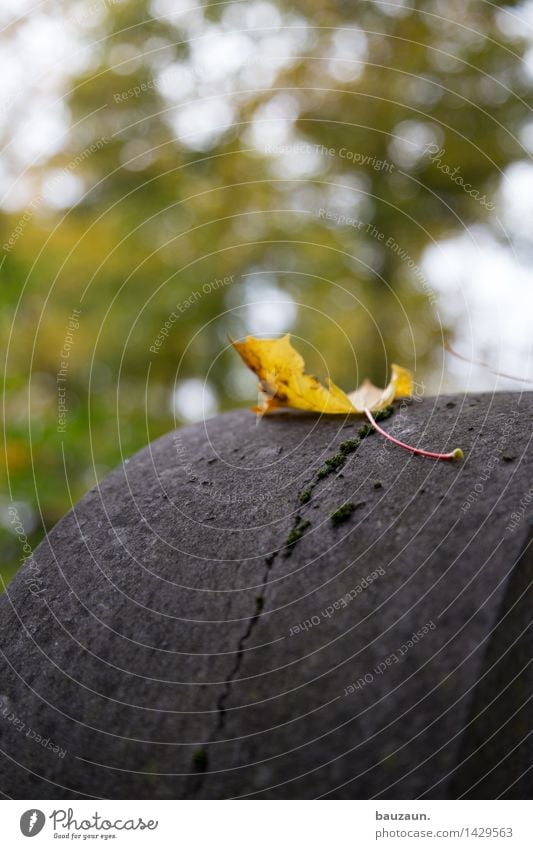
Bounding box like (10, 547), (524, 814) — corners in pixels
(1, 0), (530, 584)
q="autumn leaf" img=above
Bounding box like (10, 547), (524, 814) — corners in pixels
(233, 334), (463, 461)
(348, 363), (414, 412)
(232, 334), (413, 414)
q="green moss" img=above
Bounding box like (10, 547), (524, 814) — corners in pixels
(299, 487), (312, 504)
(193, 748), (208, 771)
(284, 519), (310, 549)
(317, 456), (343, 479)
(325, 452), (345, 472)
(312, 437), (362, 486)
(330, 501), (365, 526)
(330, 502), (356, 525)
(339, 438), (360, 454)
(374, 405), (394, 421)
(358, 424), (373, 438)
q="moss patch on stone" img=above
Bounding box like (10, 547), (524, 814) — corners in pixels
(193, 748), (208, 771)
(374, 405), (394, 422)
(330, 501), (366, 526)
(330, 502), (356, 525)
(339, 438), (360, 454)
(324, 452), (345, 472)
(284, 518), (310, 551)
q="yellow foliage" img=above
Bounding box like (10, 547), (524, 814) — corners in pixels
(232, 335), (413, 414)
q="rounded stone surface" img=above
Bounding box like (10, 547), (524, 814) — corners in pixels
(0, 393), (532, 798)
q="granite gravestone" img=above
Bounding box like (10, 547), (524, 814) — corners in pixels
(0, 393), (531, 799)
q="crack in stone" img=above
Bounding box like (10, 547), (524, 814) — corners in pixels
(186, 550), (278, 797)
(186, 410), (393, 796)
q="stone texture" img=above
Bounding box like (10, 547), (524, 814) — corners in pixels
(0, 393), (531, 799)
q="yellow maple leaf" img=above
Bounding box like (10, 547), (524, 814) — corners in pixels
(232, 335), (463, 461)
(232, 334), (413, 414)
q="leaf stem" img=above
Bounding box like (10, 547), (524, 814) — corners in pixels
(364, 408), (463, 461)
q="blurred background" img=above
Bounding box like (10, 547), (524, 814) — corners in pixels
(2, 0), (533, 585)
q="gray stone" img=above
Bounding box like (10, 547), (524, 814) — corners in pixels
(0, 393), (531, 798)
